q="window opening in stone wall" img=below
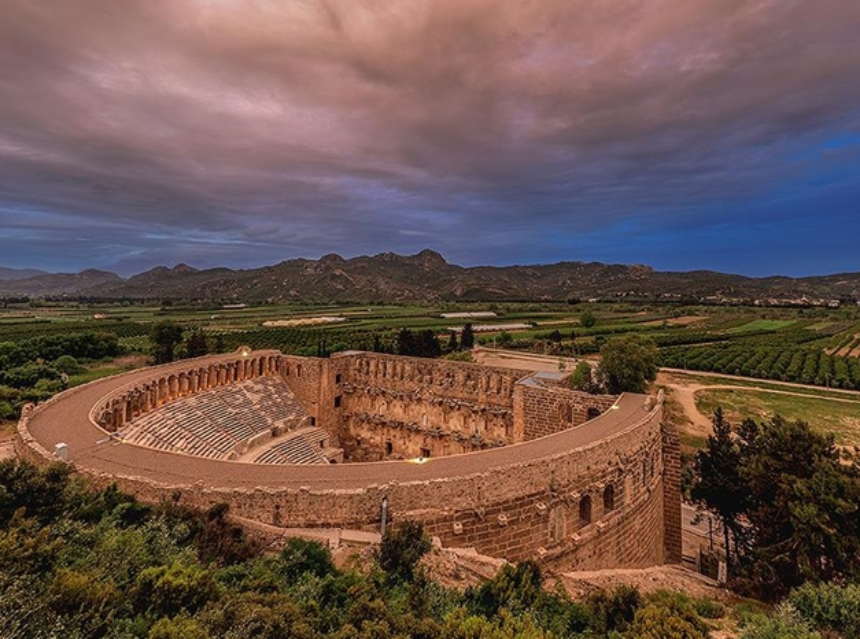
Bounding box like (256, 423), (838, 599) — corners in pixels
(579, 495), (592, 525)
(420, 447), (431, 459)
(587, 407), (601, 420)
(642, 459), (647, 486)
(309, 416), (316, 426)
(334, 395), (342, 408)
(559, 404), (573, 423)
(296, 364), (302, 377)
(603, 485), (615, 512)
(385, 441), (393, 456)
(335, 373), (342, 384)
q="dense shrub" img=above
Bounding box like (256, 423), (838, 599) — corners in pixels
(788, 582), (860, 638)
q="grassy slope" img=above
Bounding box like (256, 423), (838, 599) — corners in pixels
(695, 388), (860, 447)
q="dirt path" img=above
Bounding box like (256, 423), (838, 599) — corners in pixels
(658, 371), (860, 436)
(665, 381), (713, 434)
(473, 349), (860, 437)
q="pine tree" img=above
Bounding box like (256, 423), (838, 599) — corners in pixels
(446, 330), (459, 353)
(185, 329), (208, 358)
(460, 324), (475, 350)
(691, 408), (746, 573)
(150, 321), (184, 364)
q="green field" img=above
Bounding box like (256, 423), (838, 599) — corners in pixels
(2, 300), (860, 423)
(728, 319), (797, 333)
(695, 387), (860, 447)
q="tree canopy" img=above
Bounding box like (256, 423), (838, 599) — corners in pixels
(597, 335), (659, 394)
(693, 412), (860, 599)
(150, 321), (184, 364)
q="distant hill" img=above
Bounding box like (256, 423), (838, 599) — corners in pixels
(1, 250), (859, 303)
(0, 267), (47, 281)
(0, 269), (122, 297)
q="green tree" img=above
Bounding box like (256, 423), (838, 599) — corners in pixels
(446, 330), (459, 353)
(278, 537), (335, 582)
(150, 321), (184, 364)
(691, 408), (747, 573)
(468, 560), (543, 618)
(736, 416), (860, 596)
(580, 311), (597, 328)
(53, 355), (84, 375)
(377, 520), (431, 583)
(570, 360), (595, 393)
(185, 329), (209, 359)
(695, 412), (860, 599)
(597, 335), (658, 394)
(460, 324), (475, 350)
(417, 329), (442, 358)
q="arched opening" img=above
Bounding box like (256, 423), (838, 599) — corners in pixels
(603, 485), (615, 512)
(586, 407), (601, 421)
(579, 495), (592, 526)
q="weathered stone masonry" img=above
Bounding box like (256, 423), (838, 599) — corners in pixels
(18, 349), (681, 571)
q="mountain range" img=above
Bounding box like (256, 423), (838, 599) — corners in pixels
(1, 250), (859, 303)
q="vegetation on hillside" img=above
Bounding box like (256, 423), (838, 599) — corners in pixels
(0, 459), (857, 637)
(693, 411), (860, 600)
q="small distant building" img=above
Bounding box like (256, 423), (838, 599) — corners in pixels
(448, 323), (530, 333)
(440, 311), (498, 319)
(222, 303), (247, 310)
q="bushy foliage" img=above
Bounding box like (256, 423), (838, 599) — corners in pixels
(625, 591), (711, 639)
(740, 604), (822, 639)
(396, 328), (442, 358)
(788, 582), (860, 639)
(693, 412), (860, 599)
(0, 331), (120, 370)
(377, 520), (432, 583)
(53, 354), (84, 375)
(150, 321), (184, 364)
(598, 335), (659, 394)
(279, 536), (337, 581)
(0, 459), (789, 639)
(585, 583), (643, 635)
(570, 360), (599, 393)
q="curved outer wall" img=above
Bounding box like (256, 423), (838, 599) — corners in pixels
(17, 351), (681, 571)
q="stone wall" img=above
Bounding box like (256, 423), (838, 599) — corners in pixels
(331, 352), (523, 459)
(17, 349), (681, 571)
(419, 409), (668, 568)
(516, 381), (618, 440)
(278, 354), (327, 432)
(20, 400), (668, 569)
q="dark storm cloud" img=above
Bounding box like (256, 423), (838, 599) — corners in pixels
(0, 0), (859, 274)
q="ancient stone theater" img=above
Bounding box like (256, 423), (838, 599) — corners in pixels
(17, 349), (681, 570)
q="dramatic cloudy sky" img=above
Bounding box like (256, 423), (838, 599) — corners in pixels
(1, 0), (859, 276)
